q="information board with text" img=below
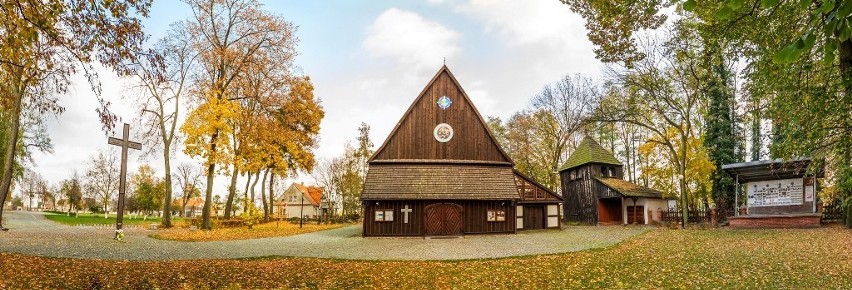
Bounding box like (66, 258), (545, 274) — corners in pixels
(747, 178), (804, 207)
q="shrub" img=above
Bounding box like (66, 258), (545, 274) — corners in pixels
(239, 203), (263, 229)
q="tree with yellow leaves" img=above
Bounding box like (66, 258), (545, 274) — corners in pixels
(180, 0), (299, 230)
(638, 129), (715, 208)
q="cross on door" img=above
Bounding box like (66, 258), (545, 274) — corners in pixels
(108, 123), (142, 239)
(401, 205), (413, 224)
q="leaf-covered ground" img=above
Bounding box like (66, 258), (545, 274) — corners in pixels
(150, 221), (349, 241)
(2, 227), (850, 289)
(43, 211), (184, 226)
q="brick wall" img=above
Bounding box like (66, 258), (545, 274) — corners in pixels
(728, 215), (820, 229)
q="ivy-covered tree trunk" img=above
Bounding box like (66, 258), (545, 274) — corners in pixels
(837, 37), (852, 230)
(704, 56), (740, 221)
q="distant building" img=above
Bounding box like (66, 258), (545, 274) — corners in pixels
(560, 137), (671, 225)
(274, 183), (329, 219)
(184, 197), (204, 217)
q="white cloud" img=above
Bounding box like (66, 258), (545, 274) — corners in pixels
(363, 8), (461, 71)
(455, 0), (601, 78)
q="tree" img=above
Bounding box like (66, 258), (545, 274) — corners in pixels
(0, 0), (152, 230)
(130, 164), (164, 216)
(20, 169), (48, 210)
(639, 130), (716, 208)
(567, 0), (852, 228)
(180, 0), (301, 230)
(83, 150), (120, 217)
(703, 60), (742, 218)
(312, 156), (346, 218)
(501, 110), (560, 189)
(531, 75), (600, 189)
(60, 172), (83, 215)
(129, 22), (197, 228)
(593, 30), (709, 227)
(174, 163), (203, 217)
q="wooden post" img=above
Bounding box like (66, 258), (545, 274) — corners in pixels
(734, 174), (739, 216)
(108, 123), (142, 240)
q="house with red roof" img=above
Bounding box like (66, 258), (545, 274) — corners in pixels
(274, 183), (329, 219)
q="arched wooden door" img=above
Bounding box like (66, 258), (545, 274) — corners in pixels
(424, 203), (463, 236)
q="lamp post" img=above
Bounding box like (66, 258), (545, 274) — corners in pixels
(299, 193), (304, 228)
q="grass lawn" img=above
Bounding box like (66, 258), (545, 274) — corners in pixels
(150, 220), (351, 241)
(1, 227), (850, 289)
(43, 211), (184, 226)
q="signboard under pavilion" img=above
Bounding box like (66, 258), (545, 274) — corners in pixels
(722, 158), (823, 229)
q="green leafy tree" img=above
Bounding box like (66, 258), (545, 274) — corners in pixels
(703, 59), (742, 218)
(60, 172), (83, 214)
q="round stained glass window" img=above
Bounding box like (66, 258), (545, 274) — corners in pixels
(433, 123), (454, 143)
(437, 96), (452, 110)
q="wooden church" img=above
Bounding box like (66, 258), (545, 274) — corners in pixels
(560, 137), (670, 225)
(361, 66), (563, 237)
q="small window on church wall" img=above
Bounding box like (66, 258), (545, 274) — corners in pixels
(609, 167), (615, 177)
(487, 210), (506, 222)
(375, 210), (394, 222)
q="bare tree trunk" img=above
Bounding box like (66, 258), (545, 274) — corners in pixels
(201, 132), (218, 230)
(250, 170), (260, 206)
(242, 172), (252, 213)
(161, 147), (173, 227)
(268, 172), (275, 219)
(0, 77), (23, 229)
(680, 134), (689, 228)
(260, 169), (269, 220)
(223, 165), (239, 219)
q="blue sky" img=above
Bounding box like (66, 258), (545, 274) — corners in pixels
(26, 0), (604, 199)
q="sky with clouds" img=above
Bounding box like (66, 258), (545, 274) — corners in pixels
(23, 0), (604, 198)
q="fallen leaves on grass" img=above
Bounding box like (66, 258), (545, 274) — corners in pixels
(1, 227), (851, 289)
(150, 221), (349, 242)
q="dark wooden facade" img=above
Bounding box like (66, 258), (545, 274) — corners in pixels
(562, 163), (624, 224)
(361, 66), (557, 237)
(514, 171), (563, 230)
(363, 200), (516, 236)
(370, 68), (511, 164)
(560, 137), (667, 225)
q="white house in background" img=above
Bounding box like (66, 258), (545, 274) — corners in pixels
(274, 183), (329, 219)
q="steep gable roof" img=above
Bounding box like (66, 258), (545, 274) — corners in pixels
(369, 65), (512, 165)
(294, 183), (323, 206)
(559, 136), (622, 171)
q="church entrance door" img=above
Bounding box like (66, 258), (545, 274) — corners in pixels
(424, 203), (464, 236)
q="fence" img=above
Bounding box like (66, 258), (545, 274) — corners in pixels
(661, 209), (713, 224)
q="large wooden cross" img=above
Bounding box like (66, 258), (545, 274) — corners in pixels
(108, 123), (141, 239)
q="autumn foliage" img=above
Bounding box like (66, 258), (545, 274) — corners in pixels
(2, 228), (850, 289)
(151, 220), (346, 242)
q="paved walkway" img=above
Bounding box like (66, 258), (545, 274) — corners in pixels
(0, 211), (649, 261)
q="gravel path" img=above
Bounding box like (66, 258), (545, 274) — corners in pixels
(0, 210), (649, 261)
